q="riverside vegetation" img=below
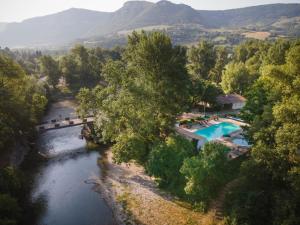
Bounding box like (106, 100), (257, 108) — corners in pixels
(0, 31), (300, 225)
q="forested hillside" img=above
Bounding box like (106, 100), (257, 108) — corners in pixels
(0, 1), (299, 47)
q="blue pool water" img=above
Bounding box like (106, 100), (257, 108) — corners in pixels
(194, 122), (241, 141)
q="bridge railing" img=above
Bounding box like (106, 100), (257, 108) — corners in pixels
(40, 114), (94, 125)
(37, 116), (94, 132)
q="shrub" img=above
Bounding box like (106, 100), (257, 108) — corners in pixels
(146, 135), (194, 193)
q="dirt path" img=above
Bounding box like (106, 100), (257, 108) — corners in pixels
(95, 149), (223, 225)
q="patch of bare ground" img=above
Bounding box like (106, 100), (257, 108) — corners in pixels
(94, 149), (225, 225)
(242, 31), (271, 40)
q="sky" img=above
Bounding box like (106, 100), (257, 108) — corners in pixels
(0, 0), (299, 22)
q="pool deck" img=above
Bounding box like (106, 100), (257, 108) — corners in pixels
(176, 117), (250, 160)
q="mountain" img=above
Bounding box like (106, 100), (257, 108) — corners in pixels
(1, 0), (300, 48)
(198, 3), (300, 28)
(0, 8), (109, 47)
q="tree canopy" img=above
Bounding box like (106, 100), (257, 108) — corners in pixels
(0, 54), (47, 153)
(180, 143), (230, 209)
(78, 32), (191, 164)
(225, 41), (300, 225)
(147, 135), (194, 191)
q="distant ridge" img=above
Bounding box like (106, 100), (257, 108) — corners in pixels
(0, 0), (300, 47)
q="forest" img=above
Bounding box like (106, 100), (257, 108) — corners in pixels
(0, 32), (299, 225)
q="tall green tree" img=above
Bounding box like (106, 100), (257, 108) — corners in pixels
(180, 143), (230, 209)
(188, 40), (216, 80)
(221, 62), (255, 94)
(39, 55), (60, 87)
(87, 31), (191, 163)
(0, 54), (47, 152)
(147, 135), (194, 190)
(225, 42), (300, 225)
(265, 39), (290, 65)
(60, 45), (121, 91)
(190, 79), (223, 109)
(209, 46), (229, 83)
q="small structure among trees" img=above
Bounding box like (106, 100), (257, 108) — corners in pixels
(217, 94), (246, 110)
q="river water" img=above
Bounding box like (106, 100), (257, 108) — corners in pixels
(28, 100), (116, 225)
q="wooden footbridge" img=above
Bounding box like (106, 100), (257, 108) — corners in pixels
(36, 116), (94, 132)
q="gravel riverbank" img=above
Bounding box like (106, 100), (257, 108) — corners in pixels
(96, 149), (223, 225)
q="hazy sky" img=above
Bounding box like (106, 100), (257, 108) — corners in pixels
(1, 0), (299, 22)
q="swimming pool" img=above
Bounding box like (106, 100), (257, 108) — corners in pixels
(194, 122), (241, 141)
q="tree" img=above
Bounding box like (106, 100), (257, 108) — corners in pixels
(39, 55), (60, 87)
(0, 54), (47, 153)
(265, 39), (290, 65)
(221, 62), (254, 94)
(76, 88), (94, 118)
(59, 45), (121, 91)
(60, 55), (78, 89)
(209, 46), (229, 83)
(0, 167), (31, 225)
(147, 135), (194, 190)
(91, 31), (191, 163)
(233, 40), (268, 63)
(188, 40), (216, 80)
(224, 42), (300, 225)
(190, 79), (223, 110)
(180, 143), (230, 208)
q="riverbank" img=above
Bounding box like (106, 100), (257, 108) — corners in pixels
(96, 149), (224, 225)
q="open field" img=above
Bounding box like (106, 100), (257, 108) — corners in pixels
(242, 31), (271, 40)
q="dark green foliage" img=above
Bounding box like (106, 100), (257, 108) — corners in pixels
(0, 54), (47, 152)
(0, 167), (30, 225)
(60, 45), (121, 91)
(180, 143), (230, 209)
(224, 160), (274, 225)
(39, 55), (60, 87)
(224, 40), (300, 225)
(84, 31), (191, 163)
(265, 39), (290, 65)
(0, 167), (25, 200)
(188, 40), (216, 80)
(146, 135), (194, 192)
(0, 54), (47, 225)
(0, 194), (21, 225)
(188, 40), (229, 85)
(221, 62), (256, 94)
(209, 46), (229, 83)
(0, 47), (42, 75)
(190, 78), (223, 108)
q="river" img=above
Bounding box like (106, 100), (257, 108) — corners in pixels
(27, 100), (116, 225)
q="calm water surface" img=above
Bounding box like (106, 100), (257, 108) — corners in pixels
(29, 100), (115, 225)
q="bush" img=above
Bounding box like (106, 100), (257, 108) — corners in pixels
(0, 194), (21, 225)
(180, 143), (230, 206)
(146, 135), (194, 193)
